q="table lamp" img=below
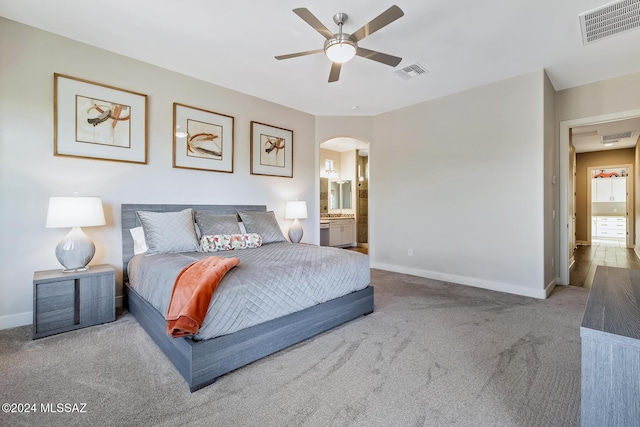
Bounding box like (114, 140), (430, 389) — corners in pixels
(46, 196), (106, 272)
(285, 201), (307, 243)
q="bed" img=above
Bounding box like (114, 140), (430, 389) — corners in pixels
(121, 204), (374, 392)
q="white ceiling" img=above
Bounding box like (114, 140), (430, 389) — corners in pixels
(2, 0), (640, 116)
(572, 117), (640, 153)
(321, 137), (369, 152)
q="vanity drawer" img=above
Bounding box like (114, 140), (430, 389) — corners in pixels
(330, 218), (354, 226)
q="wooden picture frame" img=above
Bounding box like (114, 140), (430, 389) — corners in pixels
(54, 73), (147, 164)
(173, 103), (234, 173)
(250, 121), (293, 178)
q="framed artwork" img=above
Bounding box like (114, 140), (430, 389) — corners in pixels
(173, 103), (234, 173)
(250, 121), (293, 178)
(54, 73), (147, 163)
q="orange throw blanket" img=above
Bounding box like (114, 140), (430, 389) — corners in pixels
(165, 256), (240, 338)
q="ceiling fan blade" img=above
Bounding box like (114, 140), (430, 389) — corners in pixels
(351, 5), (404, 42)
(293, 8), (334, 40)
(328, 62), (342, 82)
(356, 47), (402, 67)
(275, 49), (324, 60)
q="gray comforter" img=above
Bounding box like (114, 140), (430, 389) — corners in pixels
(127, 242), (370, 340)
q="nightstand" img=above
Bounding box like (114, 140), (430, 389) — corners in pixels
(33, 264), (115, 339)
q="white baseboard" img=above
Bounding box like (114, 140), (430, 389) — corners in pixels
(576, 240), (589, 246)
(1, 297), (123, 331)
(0, 311), (32, 330)
(371, 262), (548, 299)
(634, 246), (640, 260)
(545, 278), (557, 298)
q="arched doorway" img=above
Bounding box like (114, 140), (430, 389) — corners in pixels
(319, 137), (369, 253)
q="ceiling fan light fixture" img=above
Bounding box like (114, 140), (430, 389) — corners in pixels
(324, 35), (357, 63)
(277, 6), (404, 82)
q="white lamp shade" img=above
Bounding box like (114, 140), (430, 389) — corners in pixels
(46, 196), (106, 228)
(325, 42), (356, 63)
(285, 201), (308, 220)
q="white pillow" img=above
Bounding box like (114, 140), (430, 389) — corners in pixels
(130, 226), (148, 255)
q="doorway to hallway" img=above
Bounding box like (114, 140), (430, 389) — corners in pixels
(559, 110), (640, 285)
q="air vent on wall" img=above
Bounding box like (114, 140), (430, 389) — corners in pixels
(579, 0), (640, 44)
(394, 63), (428, 80)
(602, 131), (633, 141)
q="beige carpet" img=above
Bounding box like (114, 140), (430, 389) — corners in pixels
(0, 269), (587, 426)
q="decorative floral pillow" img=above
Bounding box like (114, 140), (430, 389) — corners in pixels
(201, 233), (263, 252)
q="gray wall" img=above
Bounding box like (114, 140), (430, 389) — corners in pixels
(371, 71), (548, 298)
(0, 18), (317, 328)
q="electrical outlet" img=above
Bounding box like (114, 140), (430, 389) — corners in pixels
(408, 249), (413, 256)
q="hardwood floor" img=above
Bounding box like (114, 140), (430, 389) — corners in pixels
(345, 246), (368, 255)
(570, 238), (640, 288)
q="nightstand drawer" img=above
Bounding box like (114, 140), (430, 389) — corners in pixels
(79, 275), (114, 300)
(79, 297), (114, 324)
(35, 280), (76, 333)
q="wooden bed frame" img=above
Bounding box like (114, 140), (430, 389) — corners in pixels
(121, 204), (374, 392)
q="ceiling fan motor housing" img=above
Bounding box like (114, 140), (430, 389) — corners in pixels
(324, 34), (357, 56)
(324, 12), (358, 63)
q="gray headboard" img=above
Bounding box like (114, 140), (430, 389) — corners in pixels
(121, 204), (266, 285)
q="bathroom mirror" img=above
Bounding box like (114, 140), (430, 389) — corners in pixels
(341, 180), (352, 209)
(330, 181), (340, 210)
(329, 180), (352, 211)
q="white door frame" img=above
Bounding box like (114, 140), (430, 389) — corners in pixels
(560, 109), (640, 285)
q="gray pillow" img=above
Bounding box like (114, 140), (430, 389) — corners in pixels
(194, 212), (241, 236)
(237, 210), (287, 244)
(136, 209), (200, 255)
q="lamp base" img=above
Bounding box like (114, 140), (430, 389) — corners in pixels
(55, 227), (95, 272)
(288, 219), (304, 244)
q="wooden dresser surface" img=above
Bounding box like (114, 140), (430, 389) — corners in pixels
(580, 266), (640, 427)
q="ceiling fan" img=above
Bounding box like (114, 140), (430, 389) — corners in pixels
(275, 5), (404, 83)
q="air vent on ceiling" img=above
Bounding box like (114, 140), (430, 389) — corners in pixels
(579, 0), (640, 44)
(602, 131), (633, 141)
(394, 63), (428, 80)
